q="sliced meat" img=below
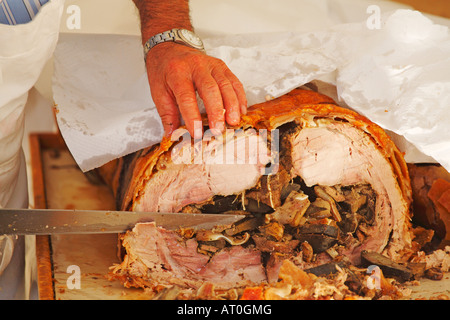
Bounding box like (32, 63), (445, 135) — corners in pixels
(108, 222), (266, 289)
(290, 121), (409, 264)
(103, 88), (415, 295)
(98, 129), (270, 213)
(135, 129), (270, 213)
(196, 246), (267, 289)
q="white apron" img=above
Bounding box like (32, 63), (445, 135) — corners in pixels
(0, 152), (28, 299)
(0, 0), (64, 299)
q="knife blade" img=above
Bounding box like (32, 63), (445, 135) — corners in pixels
(0, 208), (245, 235)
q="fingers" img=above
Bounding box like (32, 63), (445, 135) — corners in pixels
(149, 46), (247, 138)
(167, 58), (246, 137)
(195, 72), (226, 134)
(196, 60), (247, 131)
(210, 68), (239, 127)
(153, 92), (181, 137)
(227, 71), (248, 116)
(166, 74), (203, 138)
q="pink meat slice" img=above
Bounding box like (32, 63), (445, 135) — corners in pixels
(113, 222), (266, 289)
(134, 130), (270, 213)
(291, 121), (411, 264)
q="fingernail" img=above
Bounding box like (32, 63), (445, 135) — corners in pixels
(229, 111), (240, 123)
(240, 104), (247, 115)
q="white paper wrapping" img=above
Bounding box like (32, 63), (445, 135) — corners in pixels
(0, 0), (64, 283)
(53, 7), (450, 173)
(53, 33), (164, 172)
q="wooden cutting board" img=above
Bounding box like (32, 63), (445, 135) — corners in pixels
(30, 133), (150, 300)
(29, 133), (450, 300)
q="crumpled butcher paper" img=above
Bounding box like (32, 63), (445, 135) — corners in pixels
(53, 7), (450, 173)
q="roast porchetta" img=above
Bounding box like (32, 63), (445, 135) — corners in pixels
(100, 88), (431, 299)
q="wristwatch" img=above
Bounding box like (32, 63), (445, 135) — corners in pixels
(143, 28), (205, 60)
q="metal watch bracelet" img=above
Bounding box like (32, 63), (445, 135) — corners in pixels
(143, 29), (177, 59)
(143, 28), (205, 62)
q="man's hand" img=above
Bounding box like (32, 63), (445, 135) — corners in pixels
(146, 42), (247, 137)
(132, 0), (246, 137)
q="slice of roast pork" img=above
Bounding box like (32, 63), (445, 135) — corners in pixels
(102, 89), (415, 293)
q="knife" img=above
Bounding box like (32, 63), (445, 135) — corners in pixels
(0, 208), (245, 235)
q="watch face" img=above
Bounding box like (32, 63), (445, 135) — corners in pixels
(179, 29), (203, 48)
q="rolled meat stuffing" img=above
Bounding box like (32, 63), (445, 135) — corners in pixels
(101, 89), (417, 298)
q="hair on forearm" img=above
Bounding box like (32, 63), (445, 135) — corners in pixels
(132, 0), (194, 43)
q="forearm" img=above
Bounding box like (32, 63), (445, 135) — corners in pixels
(133, 0), (193, 45)
(133, 0), (247, 137)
